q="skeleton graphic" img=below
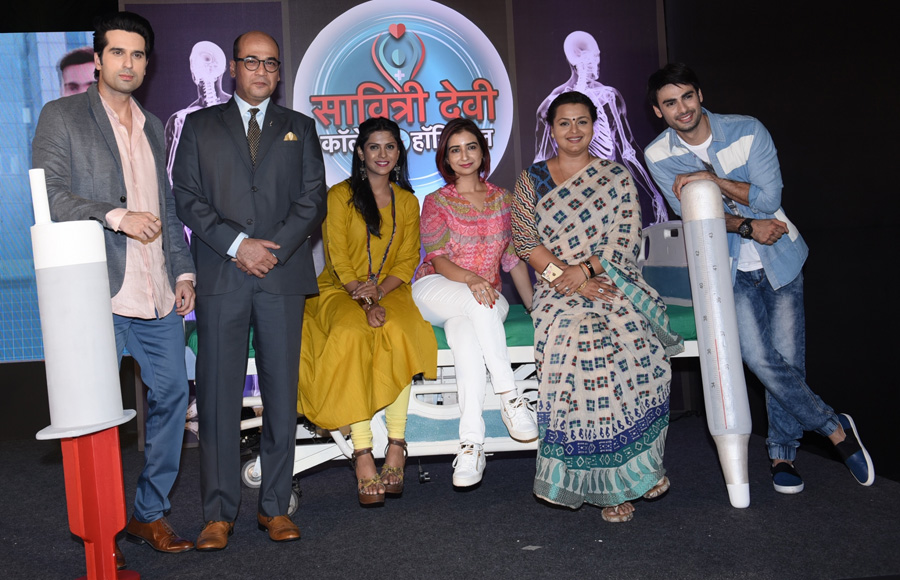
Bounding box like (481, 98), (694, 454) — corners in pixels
(164, 41), (231, 186)
(534, 31), (668, 224)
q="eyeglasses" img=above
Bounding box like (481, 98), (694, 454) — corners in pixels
(234, 56), (281, 73)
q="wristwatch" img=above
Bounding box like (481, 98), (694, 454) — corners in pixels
(738, 218), (754, 240)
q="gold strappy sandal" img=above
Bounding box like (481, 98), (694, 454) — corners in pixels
(350, 448), (385, 506)
(380, 438), (408, 496)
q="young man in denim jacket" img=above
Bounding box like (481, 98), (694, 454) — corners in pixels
(643, 63), (873, 494)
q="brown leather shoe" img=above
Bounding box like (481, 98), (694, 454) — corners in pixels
(196, 520), (234, 552)
(125, 516), (194, 553)
(257, 514), (300, 542)
(114, 541), (126, 570)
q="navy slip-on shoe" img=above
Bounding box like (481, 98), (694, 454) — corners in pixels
(835, 413), (875, 486)
(772, 462), (804, 494)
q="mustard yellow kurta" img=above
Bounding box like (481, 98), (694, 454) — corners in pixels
(298, 180), (437, 430)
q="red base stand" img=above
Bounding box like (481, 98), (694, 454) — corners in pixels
(60, 426), (140, 580)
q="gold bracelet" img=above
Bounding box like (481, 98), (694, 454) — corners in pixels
(576, 280), (589, 292)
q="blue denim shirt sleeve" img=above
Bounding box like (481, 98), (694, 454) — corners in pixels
(736, 118), (784, 214)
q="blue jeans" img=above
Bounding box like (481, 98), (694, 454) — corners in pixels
(733, 269), (838, 462)
(114, 308), (189, 522)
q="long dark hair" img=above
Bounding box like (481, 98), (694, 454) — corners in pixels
(348, 117), (413, 237)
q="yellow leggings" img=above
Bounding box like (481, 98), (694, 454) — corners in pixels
(350, 384), (411, 450)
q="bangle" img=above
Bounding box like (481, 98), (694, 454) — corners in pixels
(579, 263), (591, 280)
(583, 260), (596, 278)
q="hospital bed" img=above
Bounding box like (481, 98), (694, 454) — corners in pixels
(220, 221), (698, 514)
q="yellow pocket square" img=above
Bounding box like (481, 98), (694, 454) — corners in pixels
(283, 132), (298, 141)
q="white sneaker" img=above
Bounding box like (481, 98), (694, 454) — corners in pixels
(452, 442), (486, 487)
(501, 395), (538, 442)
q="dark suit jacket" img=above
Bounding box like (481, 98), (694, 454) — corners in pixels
(32, 84), (194, 297)
(172, 98), (326, 296)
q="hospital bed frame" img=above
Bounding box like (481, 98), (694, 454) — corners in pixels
(233, 221), (698, 514)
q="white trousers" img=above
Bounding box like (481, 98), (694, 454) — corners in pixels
(412, 274), (517, 444)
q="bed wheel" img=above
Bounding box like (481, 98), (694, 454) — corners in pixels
(287, 485), (301, 516)
(241, 457), (262, 488)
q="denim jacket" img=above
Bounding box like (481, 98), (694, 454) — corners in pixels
(644, 109), (808, 290)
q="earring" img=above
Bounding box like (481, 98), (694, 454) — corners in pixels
(393, 165), (401, 180)
(359, 165), (368, 181)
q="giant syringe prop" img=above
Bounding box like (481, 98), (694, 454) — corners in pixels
(31, 168), (138, 579)
(681, 179), (752, 509)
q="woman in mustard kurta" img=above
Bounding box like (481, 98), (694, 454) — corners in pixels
(298, 117), (437, 506)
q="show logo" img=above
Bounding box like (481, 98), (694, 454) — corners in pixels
(294, 0), (513, 196)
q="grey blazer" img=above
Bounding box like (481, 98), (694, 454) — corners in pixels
(32, 84), (195, 297)
(172, 98), (326, 296)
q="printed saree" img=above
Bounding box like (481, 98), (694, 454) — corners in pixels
(513, 158), (683, 508)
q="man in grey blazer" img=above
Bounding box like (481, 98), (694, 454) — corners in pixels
(173, 30), (326, 550)
(32, 11), (196, 568)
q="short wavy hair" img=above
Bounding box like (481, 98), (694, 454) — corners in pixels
(434, 117), (490, 184)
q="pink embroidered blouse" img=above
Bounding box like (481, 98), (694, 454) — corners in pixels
(414, 181), (520, 290)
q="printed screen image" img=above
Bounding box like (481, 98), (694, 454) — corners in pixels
(0, 31), (94, 363)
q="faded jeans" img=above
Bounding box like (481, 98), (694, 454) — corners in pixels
(733, 269), (839, 462)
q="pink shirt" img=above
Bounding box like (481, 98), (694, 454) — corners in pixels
(101, 96), (187, 319)
(415, 181), (519, 290)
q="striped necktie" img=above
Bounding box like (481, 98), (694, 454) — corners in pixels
(248, 108), (260, 166)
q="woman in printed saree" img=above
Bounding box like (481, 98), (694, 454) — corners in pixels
(511, 91), (683, 521)
(298, 117), (437, 507)
(412, 118), (536, 488)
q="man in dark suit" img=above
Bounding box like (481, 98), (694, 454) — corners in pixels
(32, 11), (196, 568)
(173, 30), (326, 549)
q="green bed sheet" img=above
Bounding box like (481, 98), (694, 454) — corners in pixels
(431, 303), (696, 351)
(185, 304), (696, 356)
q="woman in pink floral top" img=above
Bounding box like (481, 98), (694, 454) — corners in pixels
(412, 118), (535, 487)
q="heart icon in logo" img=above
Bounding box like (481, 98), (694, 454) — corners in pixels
(373, 23), (424, 91)
(389, 23), (406, 39)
